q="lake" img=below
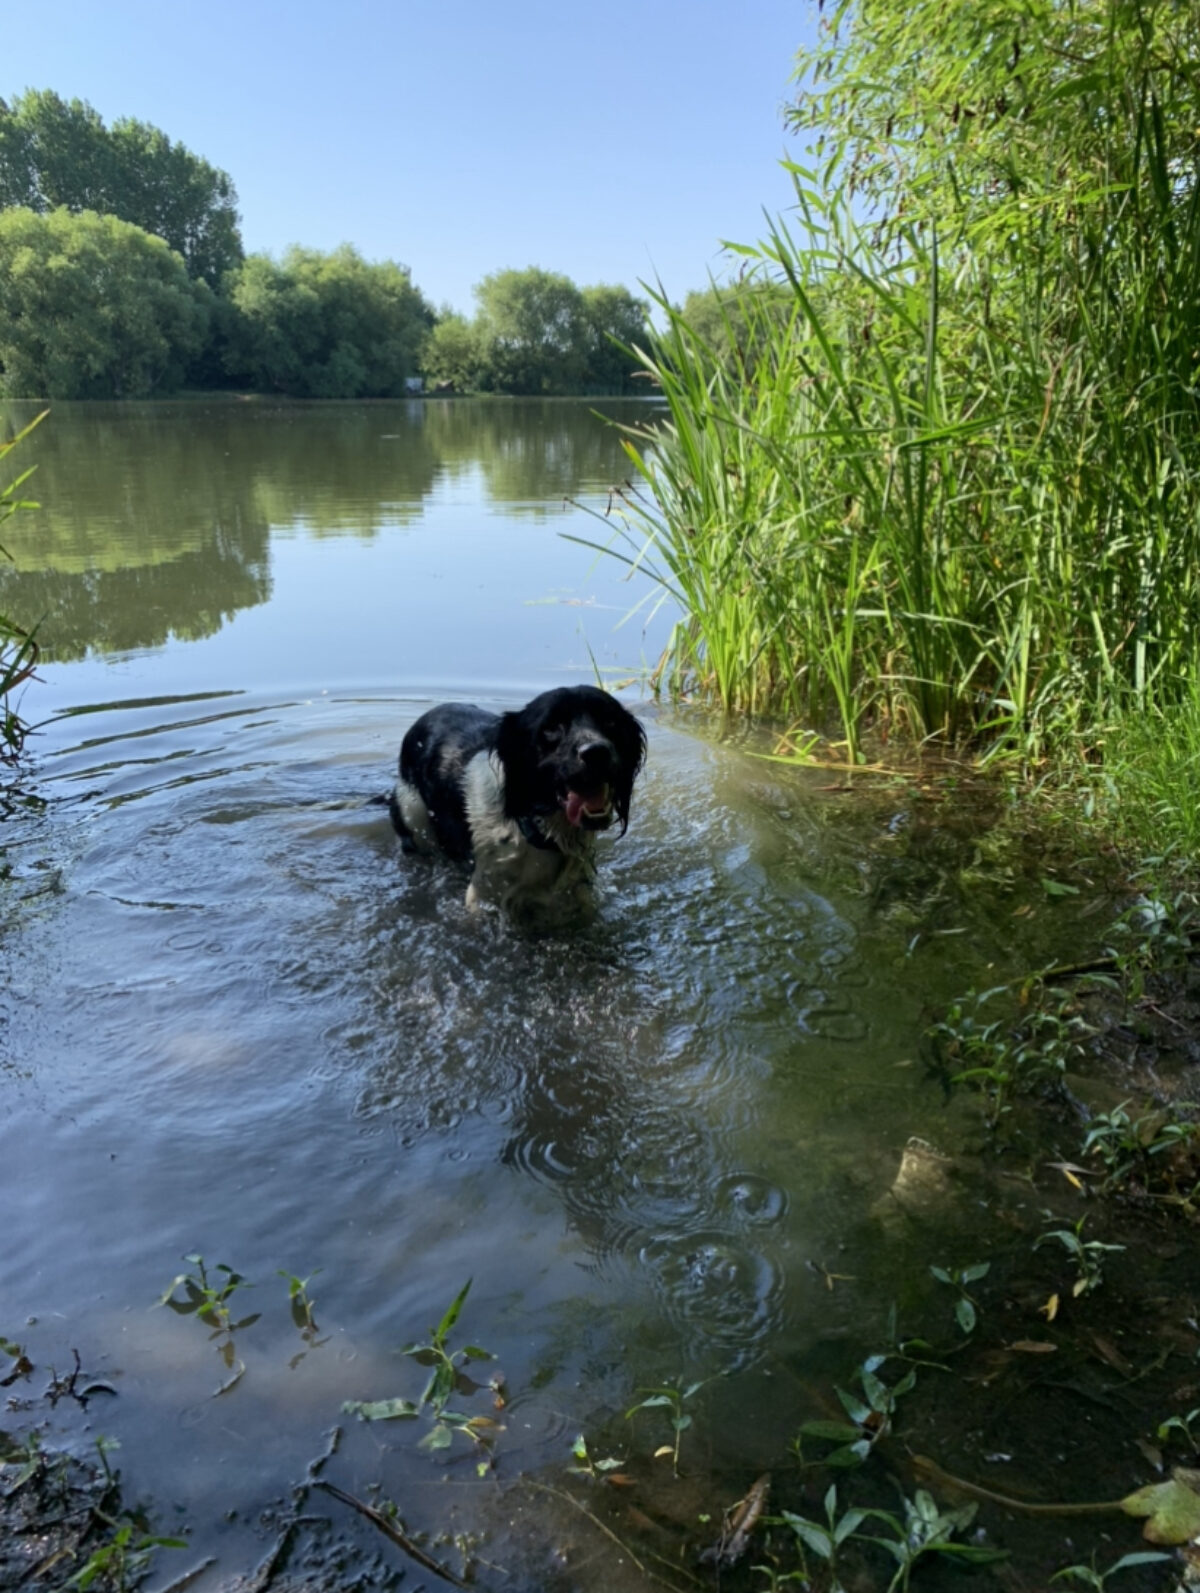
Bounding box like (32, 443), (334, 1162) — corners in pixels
(0, 398), (1109, 1590)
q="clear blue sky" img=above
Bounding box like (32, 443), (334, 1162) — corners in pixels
(5, 0), (818, 314)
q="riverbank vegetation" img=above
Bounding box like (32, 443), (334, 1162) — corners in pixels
(612, 0), (1200, 789)
(0, 91), (648, 400)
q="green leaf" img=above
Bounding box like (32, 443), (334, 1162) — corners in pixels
(800, 1420), (863, 1443)
(780, 1512), (834, 1559)
(433, 1279), (473, 1346)
(342, 1398), (420, 1422)
(956, 1297), (977, 1334)
(1121, 1472), (1200, 1543)
(1041, 879), (1081, 897)
(419, 1422), (454, 1451)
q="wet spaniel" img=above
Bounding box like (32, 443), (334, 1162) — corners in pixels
(390, 685), (646, 913)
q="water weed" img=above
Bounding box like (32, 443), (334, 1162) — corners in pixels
(1035, 1217), (1125, 1297)
(156, 1254), (259, 1395)
(929, 1261), (989, 1336)
(625, 1378), (705, 1477)
(343, 1280), (504, 1473)
(794, 1355), (916, 1469)
(1050, 1550), (1173, 1589)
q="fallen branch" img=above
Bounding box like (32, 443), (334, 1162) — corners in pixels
(313, 1480), (469, 1589)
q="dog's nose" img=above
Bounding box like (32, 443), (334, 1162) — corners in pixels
(578, 739), (614, 771)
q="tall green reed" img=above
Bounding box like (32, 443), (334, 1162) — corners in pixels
(606, 0), (1200, 765)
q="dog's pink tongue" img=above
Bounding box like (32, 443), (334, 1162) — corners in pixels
(564, 788), (609, 826)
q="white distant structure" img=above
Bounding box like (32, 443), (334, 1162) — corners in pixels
(404, 376), (424, 395)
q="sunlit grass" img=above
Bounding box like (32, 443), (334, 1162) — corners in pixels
(604, 67), (1200, 772)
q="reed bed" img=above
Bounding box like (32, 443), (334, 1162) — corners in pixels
(607, 0), (1200, 767)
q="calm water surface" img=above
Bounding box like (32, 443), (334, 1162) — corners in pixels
(0, 400), (1094, 1589)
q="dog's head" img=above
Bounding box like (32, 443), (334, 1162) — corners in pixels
(495, 686), (647, 837)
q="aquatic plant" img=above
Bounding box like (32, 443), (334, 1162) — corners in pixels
(343, 1279), (503, 1472)
(0, 411), (47, 765)
(929, 1260), (989, 1336)
(1035, 1216), (1125, 1297)
(776, 1484), (1004, 1592)
(794, 1355), (916, 1469)
(156, 1253), (260, 1395)
(625, 1378), (705, 1477)
(1050, 1550), (1173, 1589)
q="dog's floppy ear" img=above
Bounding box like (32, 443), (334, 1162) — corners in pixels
(609, 705), (647, 836)
(495, 705), (539, 819)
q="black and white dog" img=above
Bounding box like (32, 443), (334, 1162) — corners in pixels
(389, 685), (646, 913)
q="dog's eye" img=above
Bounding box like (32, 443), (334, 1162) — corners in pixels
(539, 725), (564, 750)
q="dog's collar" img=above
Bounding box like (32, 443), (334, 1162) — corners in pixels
(517, 814), (562, 853)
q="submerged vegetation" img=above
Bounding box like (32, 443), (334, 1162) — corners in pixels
(613, 0), (1200, 774)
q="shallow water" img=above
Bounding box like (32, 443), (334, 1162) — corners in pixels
(0, 399), (1105, 1589)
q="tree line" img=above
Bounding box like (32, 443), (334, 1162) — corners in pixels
(0, 91), (650, 400)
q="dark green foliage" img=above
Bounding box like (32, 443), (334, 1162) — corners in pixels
(0, 208), (209, 397)
(222, 245), (436, 398)
(0, 89), (242, 282)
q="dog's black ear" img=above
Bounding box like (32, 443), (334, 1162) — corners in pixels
(610, 706), (647, 836)
(495, 706), (538, 819)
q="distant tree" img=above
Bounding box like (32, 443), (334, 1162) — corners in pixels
(578, 284), (649, 393)
(0, 207), (210, 397)
(223, 245), (436, 398)
(0, 90), (242, 282)
(474, 267), (587, 394)
(675, 281), (798, 376)
(421, 311), (484, 392)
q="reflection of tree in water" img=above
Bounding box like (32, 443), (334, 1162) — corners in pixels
(0, 397), (660, 657)
(0, 534), (270, 660)
(422, 397), (657, 512)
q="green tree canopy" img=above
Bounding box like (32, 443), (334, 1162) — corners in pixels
(421, 311), (485, 392)
(578, 284), (649, 394)
(223, 245), (436, 398)
(456, 269), (648, 395)
(0, 89), (242, 282)
(474, 267), (587, 395)
(0, 207), (210, 398)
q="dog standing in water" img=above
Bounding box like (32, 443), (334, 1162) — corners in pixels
(390, 685), (646, 914)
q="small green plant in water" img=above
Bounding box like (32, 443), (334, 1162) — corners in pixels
(1050, 1550), (1172, 1589)
(862, 1489), (1007, 1590)
(343, 1279), (503, 1474)
(1, 1332), (32, 1384)
(156, 1254), (260, 1395)
(929, 984), (1088, 1127)
(929, 1260), (989, 1335)
(1157, 1406), (1200, 1457)
(1035, 1216), (1125, 1297)
(626, 1378), (704, 1476)
(776, 1483), (864, 1587)
(567, 1433), (627, 1482)
(1082, 1101), (1200, 1197)
(279, 1269), (329, 1366)
(794, 1355), (916, 1469)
